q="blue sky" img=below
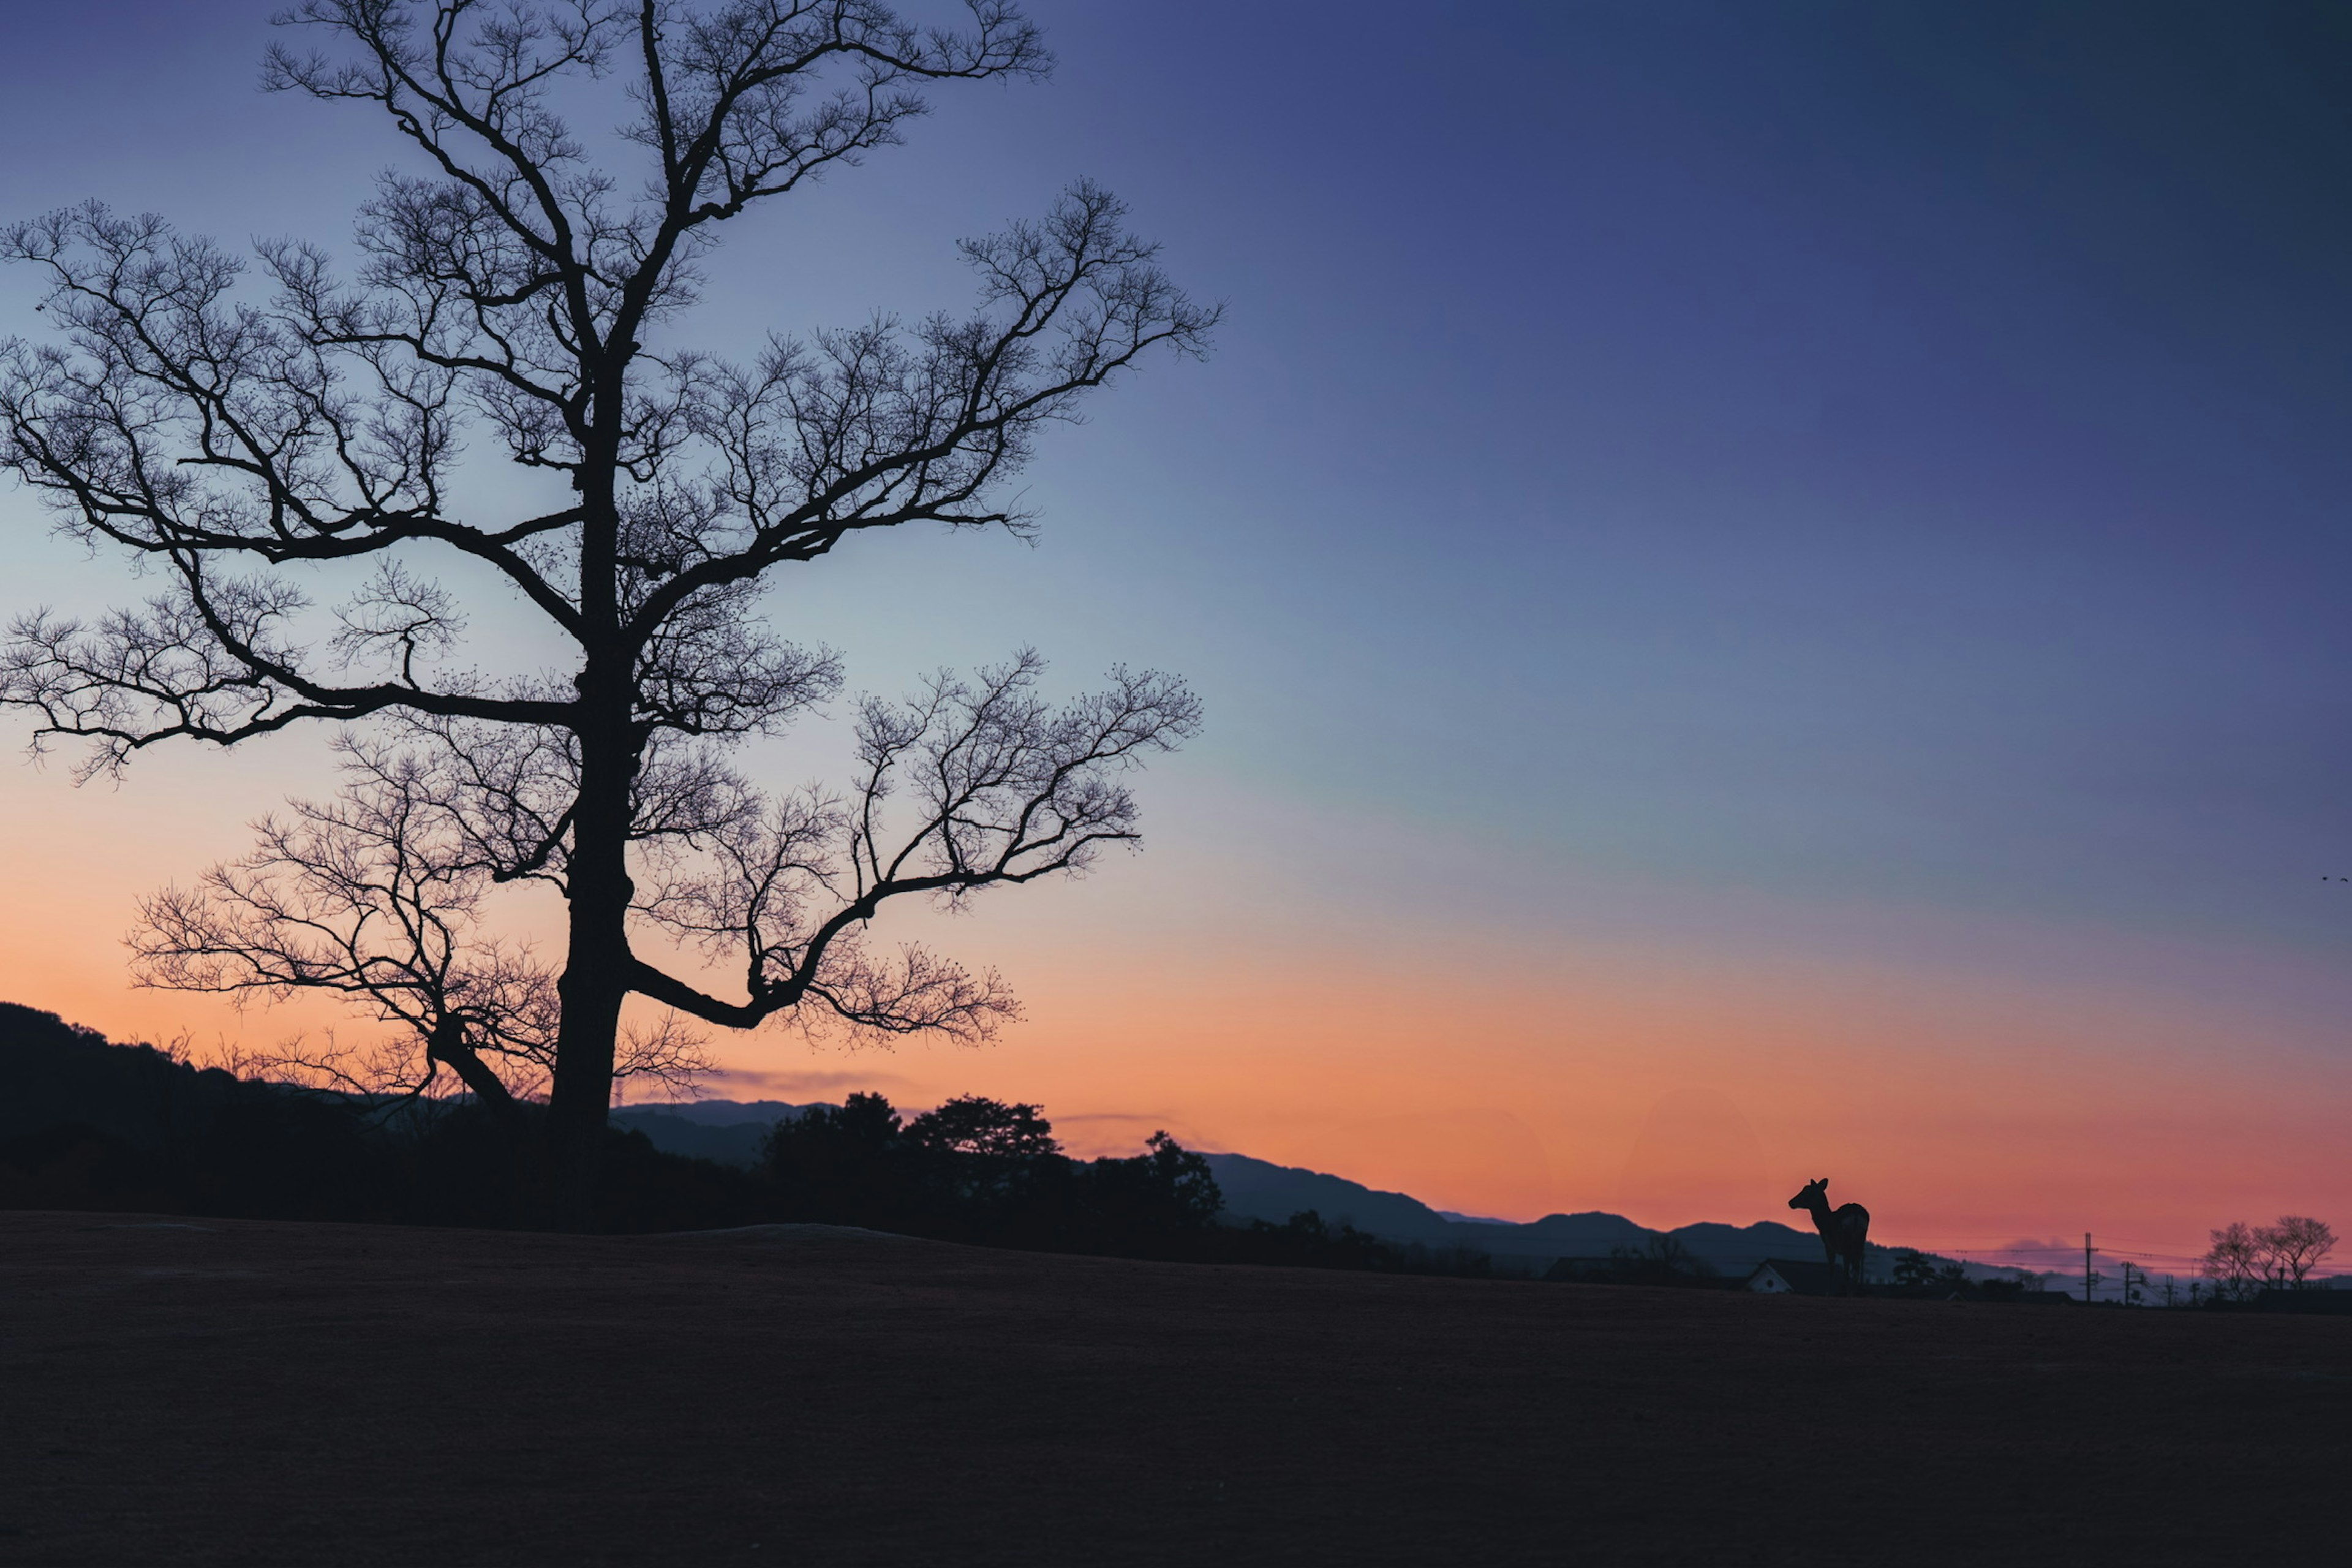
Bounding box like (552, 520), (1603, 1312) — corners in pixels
(3, 1), (2350, 1235)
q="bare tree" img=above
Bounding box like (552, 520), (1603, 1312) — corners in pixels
(2254, 1215), (2337, 1288)
(2201, 1222), (2261, 1302)
(0, 1), (1213, 1224)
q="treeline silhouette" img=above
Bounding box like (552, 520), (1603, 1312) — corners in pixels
(20, 1005), (2299, 1302)
(0, 1005), (1511, 1275)
(0, 1001), (728, 1231)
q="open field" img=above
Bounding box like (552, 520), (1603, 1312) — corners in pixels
(2, 1211), (2347, 1566)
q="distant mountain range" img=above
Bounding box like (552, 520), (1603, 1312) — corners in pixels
(611, 1098), (1910, 1275)
(609, 1101), (816, 1169)
(1199, 1152), (1892, 1273)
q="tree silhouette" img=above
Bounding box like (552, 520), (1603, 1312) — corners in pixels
(754, 1091), (1224, 1250)
(2201, 1222), (2262, 1302)
(2254, 1215), (2337, 1287)
(903, 1093), (1057, 1205)
(2203, 1215), (2339, 1297)
(904, 1095), (1058, 1162)
(0, 1), (1214, 1224)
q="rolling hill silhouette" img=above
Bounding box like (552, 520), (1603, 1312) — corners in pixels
(1202, 1151), (1879, 1273)
(0, 1012), (1942, 1277)
(609, 1096), (1902, 1274)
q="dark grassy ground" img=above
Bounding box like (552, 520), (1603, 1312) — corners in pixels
(2, 1210), (2346, 1566)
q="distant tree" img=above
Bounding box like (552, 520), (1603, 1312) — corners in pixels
(2201, 1215), (2338, 1297)
(0, 1), (1214, 1226)
(802, 1091), (905, 1152)
(758, 1091), (1219, 1251)
(2253, 1216), (2337, 1287)
(1128, 1130), (1222, 1228)
(903, 1093), (1059, 1205)
(759, 1091), (911, 1225)
(903, 1095), (1059, 1163)
(2201, 1223), (2262, 1303)
(1072, 1130), (1222, 1244)
(1891, 1250), (1937, 1290)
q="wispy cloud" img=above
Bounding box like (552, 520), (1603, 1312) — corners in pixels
(698, 1065), (922, 1099)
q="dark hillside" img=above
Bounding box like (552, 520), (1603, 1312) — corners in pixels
(0, 1002), (243, 1148)
(0, 1005), (758, 1232)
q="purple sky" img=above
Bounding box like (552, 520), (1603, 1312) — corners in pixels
(3, 2), (2350, 1243)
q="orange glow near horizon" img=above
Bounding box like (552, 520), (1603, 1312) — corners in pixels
(13, 747), (2348, 1276)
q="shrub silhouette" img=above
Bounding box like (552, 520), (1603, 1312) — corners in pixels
(759, 1092), (1223, 1255)
(1892, 1250), (1939, 1291)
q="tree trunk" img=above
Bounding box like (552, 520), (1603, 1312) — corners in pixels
(548, 948), (624, 1229)
(546, 691), (637, 1230)
(547, 380), (635, 1231)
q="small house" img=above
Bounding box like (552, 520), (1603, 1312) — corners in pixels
(1744, 1259), (1841, 1296)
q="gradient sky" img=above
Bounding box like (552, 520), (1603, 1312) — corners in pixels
(4, 1), (2350, 1275)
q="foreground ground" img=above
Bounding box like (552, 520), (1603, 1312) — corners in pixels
(2, 1212), (2346, 1565)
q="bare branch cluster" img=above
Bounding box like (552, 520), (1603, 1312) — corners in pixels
(127, 737), (710, 1111)
(2201, 1215), (2340, 1299)
(633, 649), (1199, 1033)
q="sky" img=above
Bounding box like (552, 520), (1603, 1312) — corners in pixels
(2, 1), (2350, 1274)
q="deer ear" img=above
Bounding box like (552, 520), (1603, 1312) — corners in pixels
(1817, 1177), (1827, 1186)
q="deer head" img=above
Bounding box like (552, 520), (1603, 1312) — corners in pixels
(1789, 1177), (1829, 1210)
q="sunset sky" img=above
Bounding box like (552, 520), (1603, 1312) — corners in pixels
(4, 1), (2350, 1274)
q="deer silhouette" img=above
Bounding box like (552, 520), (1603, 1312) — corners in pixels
(1789, 1178), (1870, 1291)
